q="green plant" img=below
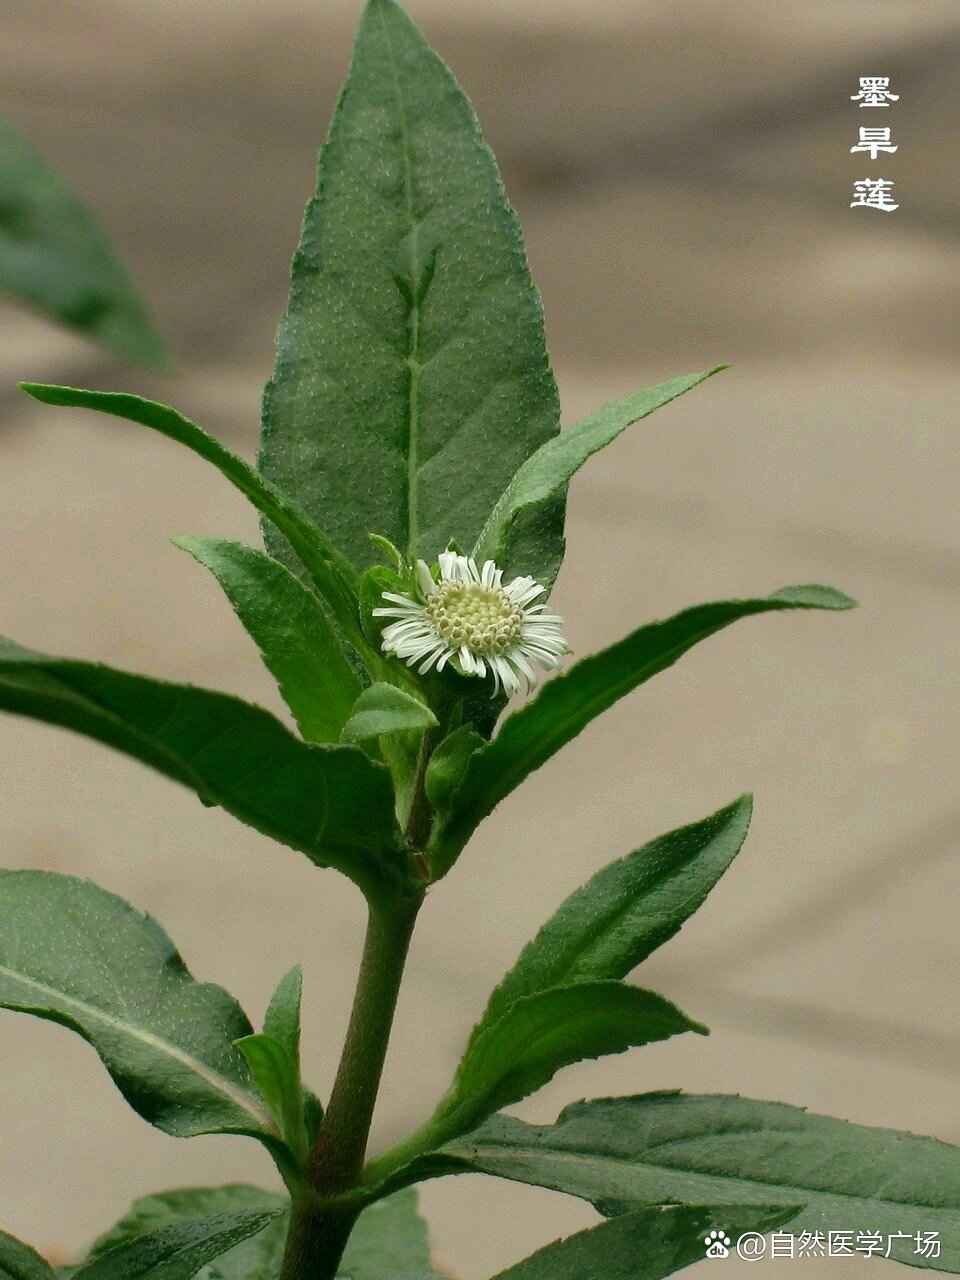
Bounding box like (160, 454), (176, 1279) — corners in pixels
(0, 113), (164, 366)
(1, 3), (957, 1279)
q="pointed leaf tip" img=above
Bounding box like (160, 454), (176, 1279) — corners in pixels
(474, 367), (730, 583)
(771, 584), (857, 609)
(259, 0), (560, 579)
(473, 795), (753, 1037)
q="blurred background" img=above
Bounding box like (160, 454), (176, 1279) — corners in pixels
(1, 1), (957, 1275)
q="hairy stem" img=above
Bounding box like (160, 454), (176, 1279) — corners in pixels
(311, 898), (422, 1192)
(280, 892), (422, 1280)
(279, 1199), (359, 1280)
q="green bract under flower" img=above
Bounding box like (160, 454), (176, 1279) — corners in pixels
(373, 552), (568, 696)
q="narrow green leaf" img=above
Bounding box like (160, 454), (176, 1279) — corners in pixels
(83, 1187), (438, 1280)
(429, 586), (856, 874)
(368, 534), (407, 572)
(0, 1231), (56, 1280)
(259, 0), (560, 578)
(441, 1093), (960, 1272)
(479, 796), (752, 1032)
(234, 1035), (307, 1167)
(425, 983), (705, 1144)
(0, 637), (409, 903)
(0, 871), (276, 1143)
(74, 1214), (279, 1280)
(174, 537), (361, 744)
(85, 1188), (287, 1280)
(0, 115), (164, 366)
(491, 1203), (801, 1280)
(340, 683), (437, 743)
(256, 966), (323, 1166)
(17, 386), (369, 661)
(475, 368), (726, 584)
(264, 967), (304, 1064)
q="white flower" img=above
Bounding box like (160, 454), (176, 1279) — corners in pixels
(373, 551), (568, 696)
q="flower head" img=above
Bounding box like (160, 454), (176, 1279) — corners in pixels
(373, 551), (568, 696)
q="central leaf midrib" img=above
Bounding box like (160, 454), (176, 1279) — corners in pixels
(460, 1138), (957, 1215)
(490, 842), (723, 1019)
(454, 985), (683, 1133)
(379, 4), (423, 562)
(0, 962), (275, 1133)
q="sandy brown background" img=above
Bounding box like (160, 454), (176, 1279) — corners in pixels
(1, 1), (957, 1276)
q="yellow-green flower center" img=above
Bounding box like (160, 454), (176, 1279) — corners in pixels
(424, 581), (524, 656)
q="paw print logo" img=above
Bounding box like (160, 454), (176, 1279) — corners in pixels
(705, 1229), (732, 1259)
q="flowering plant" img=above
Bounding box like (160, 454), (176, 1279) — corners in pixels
(1, 3), (957, 1279)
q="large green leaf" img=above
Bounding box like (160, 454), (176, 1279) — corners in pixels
(74, 1215), (279, 1280)
(338, 1188), (442, 1279)
(85, 1187), (439, 1280)
(491, 1203), (800, 1280)
(441, 984), (705, 1133)
(259, 0), (560, 580)
(85, 1188), (287, 1280)
(478, 796), (752, 1034)
(441, 1094), (960, 1272)
(475, 368), (725, 585)
(428, 586), (855, 875)
(0, 1231), (55, 1280)
(174, 537), (361, 744)
(17, 386), (368, 662)
(0, 872), (277, 1145)
(0, 115), (164, 366)
(0, 637), (409, 903)
(370, 985), (705, 1178)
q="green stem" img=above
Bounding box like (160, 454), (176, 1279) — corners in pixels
(362, 1110), (452, 1191)
(279, 1199), (358, 1280)
(280, 893), (423, 1280)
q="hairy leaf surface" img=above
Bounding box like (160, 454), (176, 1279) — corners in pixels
(443, 1094), (960, 1272)
(0, 872), (276, 1143)
(74, 1214), (279, 1280)
(426, 983), (705, 1142)
(0, 637), (408, 901)
(86, 1189), (286, 1277)
(259, 0), (560, 578)
(263, 967), (304, 1066)
(478, 796), (752, 1034)
(85, 1187), (438, 1280)
(0, 1231), (56, 1280)
(175, 537), (361, 743)
(234, 1036), (307, 1168)
(491, 1204), (799, 1280)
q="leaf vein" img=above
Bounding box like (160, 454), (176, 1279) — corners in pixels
(0, 964), (276, 1134)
